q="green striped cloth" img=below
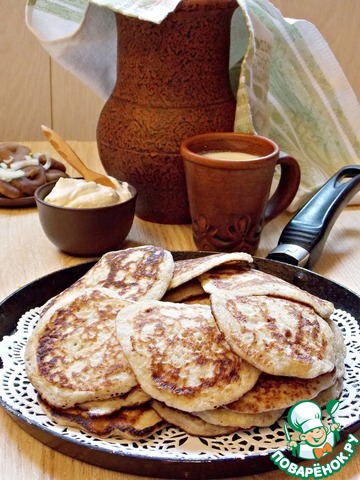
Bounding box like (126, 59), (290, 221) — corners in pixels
(27, 0), (88, 23)
(235, 0), (360, 206)
(26, 0), (360, 207)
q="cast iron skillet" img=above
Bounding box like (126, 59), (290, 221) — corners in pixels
(0, 165), (360, 479)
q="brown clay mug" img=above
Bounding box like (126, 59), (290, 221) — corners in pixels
(180, 132), (301, 253)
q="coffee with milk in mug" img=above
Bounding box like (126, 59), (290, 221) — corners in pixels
(201, 151), (259, 161)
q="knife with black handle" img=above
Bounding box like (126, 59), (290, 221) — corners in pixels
(267, 165), (360, 268)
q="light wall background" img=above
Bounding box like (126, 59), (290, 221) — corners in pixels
(1, 0), (359, 141)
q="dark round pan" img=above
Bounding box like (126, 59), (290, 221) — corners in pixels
(0, 251), (359, 479)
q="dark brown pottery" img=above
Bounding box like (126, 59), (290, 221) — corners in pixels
(181, 132), (301, 253)
(35, 181), (137, 256)
(96, 0), (238, 224)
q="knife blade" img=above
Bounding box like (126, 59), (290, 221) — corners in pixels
(283, 420), (291, 443)
(267, 165), (360, 268)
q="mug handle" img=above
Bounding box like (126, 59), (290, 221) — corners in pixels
(264, 152), (301, 223)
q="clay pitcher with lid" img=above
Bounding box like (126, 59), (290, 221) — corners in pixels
(97, 0), (238, 224)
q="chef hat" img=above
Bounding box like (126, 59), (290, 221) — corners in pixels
(288, 401), (324, 434)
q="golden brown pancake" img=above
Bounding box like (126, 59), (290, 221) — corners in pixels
(151, 400), (238, 437)
(25, 288), (137, 409)
(162, 278), (205, 303)
(211, 294), (335, 378)
(42, 245), (174, 314)
(326, 319), (347, 378)
(39, 396), (165, 439)
(225, 371), (337, 414)
(200, 266), (334, 318)
(116, 300), (260, 412)
(193, 407), (285, 429)
(169, 252), (252, 289)
(313, 378), (344, 407)
(78, 387), (151, 417)
(80, 246), (174, 300)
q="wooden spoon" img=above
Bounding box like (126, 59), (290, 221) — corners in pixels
(41, 125), (116, 188)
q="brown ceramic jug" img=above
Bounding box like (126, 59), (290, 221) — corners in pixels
(96, 0), (238, 224)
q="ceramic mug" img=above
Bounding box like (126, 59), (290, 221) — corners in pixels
(180, 132), (301, 253)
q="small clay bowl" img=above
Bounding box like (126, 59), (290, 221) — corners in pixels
(35, 180), (137, 256)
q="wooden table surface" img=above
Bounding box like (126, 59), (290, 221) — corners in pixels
(0, 142), (359, 480)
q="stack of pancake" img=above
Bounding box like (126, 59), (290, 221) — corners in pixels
(25, 246), (346, 439)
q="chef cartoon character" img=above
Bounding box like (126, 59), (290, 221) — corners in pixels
(285, 400), (341, 460)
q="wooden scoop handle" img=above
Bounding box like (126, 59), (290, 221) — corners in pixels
(41, 125), (116, 188)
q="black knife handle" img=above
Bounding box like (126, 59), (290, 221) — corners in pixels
(267, 165), (360, 268)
